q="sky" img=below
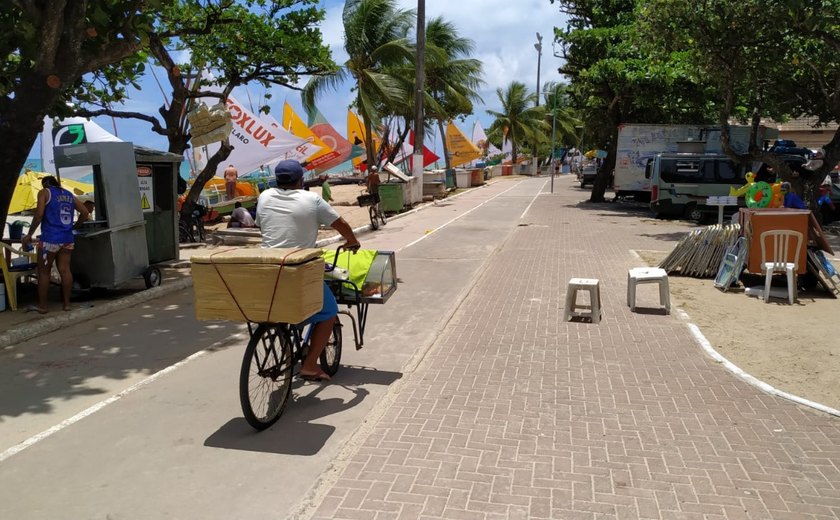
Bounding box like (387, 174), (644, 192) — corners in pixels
(28, 0), (568, 163)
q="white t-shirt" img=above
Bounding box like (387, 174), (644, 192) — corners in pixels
(256, 188), (340, 248)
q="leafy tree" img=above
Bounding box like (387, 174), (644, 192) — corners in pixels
(0, 1), (162, 228)
(423, 17), (484, 170)
(76, 0), (334, 218)
(640, 0), (840, 207)
(540, 81), (581, 159)
(486, 82), (548, 164)
(303, 0), (415, 168)
(551, 0), (716, 202)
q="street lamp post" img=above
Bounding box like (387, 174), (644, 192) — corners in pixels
(542, 89), (558, 193)
(534, 33), (542, 107)
(413, 0), (426, 178)
(533, 33), (543, 174)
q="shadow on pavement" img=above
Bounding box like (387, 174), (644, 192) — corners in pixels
(0, 299), (242, 419)
(204, 366), (401, 456)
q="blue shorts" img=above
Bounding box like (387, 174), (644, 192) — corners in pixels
(305, 282), (338, 324)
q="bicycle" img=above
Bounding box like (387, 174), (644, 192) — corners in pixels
(358, 192), (387, 231)
(178, 204), (207, 243)
(238, 245), (397, 430)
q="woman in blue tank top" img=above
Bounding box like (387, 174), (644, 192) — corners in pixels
(21, 176), (90, 313)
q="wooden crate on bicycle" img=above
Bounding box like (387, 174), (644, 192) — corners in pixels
(191, 248), (325, 323)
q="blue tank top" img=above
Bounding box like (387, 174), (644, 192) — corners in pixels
(40, 186), (76, 244)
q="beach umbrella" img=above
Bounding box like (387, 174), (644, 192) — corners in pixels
(9, 171), (94, 215)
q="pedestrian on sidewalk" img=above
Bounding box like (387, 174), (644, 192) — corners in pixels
(21, 176), (90, 313)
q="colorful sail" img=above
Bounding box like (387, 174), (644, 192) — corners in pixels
(347, 111), (381, 167)
(472, 120), (501, 157)
(307, 106), (363, 172)
(282, 102), (340, 170)
(408, 131), (439, 169)
(197, 95), (319, 177)
(445, 121), (482, 167)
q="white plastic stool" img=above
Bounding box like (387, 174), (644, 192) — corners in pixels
(564, 278), (602, 324)
(627, 267), (670, 314)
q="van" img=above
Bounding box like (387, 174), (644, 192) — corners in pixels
(648, 153), (746, 220)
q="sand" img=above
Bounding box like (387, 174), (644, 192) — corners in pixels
(637, 250), (840, 411)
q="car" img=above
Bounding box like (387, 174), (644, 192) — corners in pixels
(769, 139), (812, 159)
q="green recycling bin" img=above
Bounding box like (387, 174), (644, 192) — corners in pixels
(378, 182), (405, 213)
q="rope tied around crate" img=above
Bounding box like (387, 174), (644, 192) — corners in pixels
(208, 247), (308, 323)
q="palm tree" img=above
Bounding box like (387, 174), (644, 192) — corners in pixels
(541, 81), (581, 157)
(303, 0), (415, 168)
(423, 17), (484, 170)
(487, 82), (548, 164)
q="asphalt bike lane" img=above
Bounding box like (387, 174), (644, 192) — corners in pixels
(0, 178), (545, 520)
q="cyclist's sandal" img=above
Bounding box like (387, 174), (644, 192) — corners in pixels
(298, 370), (331, 382)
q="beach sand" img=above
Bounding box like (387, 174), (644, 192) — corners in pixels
(638, 249), (840, 411)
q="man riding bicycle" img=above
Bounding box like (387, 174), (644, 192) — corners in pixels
(255, 160), (360, 382)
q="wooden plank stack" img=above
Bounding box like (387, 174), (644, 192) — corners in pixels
(659, 224), (741, 278)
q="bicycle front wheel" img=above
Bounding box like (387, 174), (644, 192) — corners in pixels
(239, 324), (294, 430)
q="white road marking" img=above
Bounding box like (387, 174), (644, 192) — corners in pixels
(0, 333), (246, 463)
(520, 179), (549, 219)
(397, 180), (528, 252)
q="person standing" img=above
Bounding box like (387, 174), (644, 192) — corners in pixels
(223, 164), (238, 201)
(21, 176), (90, 313)
(256, 160), (360, 382)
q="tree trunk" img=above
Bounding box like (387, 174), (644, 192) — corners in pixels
(437, 119), (451, 170)
(180, 142), (233, 219)
(589, 127), (618, 203)
(0, 79), (60, 230)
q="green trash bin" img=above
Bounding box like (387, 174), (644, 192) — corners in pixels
(445, 169), (456, 189)
(379, 182), (405, 213)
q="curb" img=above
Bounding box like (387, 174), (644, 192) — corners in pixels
(0, 277), (194, 348)
(677, 308), (840, 417)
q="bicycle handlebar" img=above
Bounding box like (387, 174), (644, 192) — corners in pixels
(326, 243), (360, 273)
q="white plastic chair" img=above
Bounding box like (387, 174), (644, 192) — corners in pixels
(759, 230), (803, 304)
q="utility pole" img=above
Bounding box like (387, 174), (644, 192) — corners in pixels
(549, 90), (557, 193)
(412, 0), (426, 178)
(533, 33), (543, 174)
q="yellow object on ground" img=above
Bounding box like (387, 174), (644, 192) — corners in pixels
(9, 171), (94, 214)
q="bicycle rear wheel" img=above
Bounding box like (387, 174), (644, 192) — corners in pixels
(239, 324), (294, 430)
(319, 320), (343, 376)
(369, 206), (380, 230)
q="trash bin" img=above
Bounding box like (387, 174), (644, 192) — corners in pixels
(378, 182), (405, 213)
(7, 221), (27, 240)
(502, 165), (513, 176)
(470, 168), (484, 186)
(445, 169), (456, 189)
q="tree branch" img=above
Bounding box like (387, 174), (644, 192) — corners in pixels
(74, 108), (168, 136)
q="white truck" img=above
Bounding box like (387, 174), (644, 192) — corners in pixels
(613, 123), (778, 200)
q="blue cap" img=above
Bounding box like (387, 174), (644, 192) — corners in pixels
(274, 160), (305, 184)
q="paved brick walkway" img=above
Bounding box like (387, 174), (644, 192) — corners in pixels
(311, 178), (840, 520)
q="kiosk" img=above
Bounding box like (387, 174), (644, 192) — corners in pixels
(53, 142), (179, 289)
